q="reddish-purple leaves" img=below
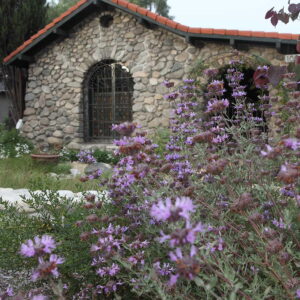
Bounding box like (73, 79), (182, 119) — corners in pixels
(277, 11), (290, 24)
(288, 3), (299, 13)
(253, 66), (287, 87)
(266, 2), (300, 25)
(265, 7), (275, 19)
(288, 3), (300, 20)
(253, 68), (269, 88)
(271, 14), (279, 26)
(296, 40), (300, 53)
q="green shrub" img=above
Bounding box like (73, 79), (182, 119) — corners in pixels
(151, 128), (170, 156)
(92, 149), (119, 164)
(60, 148), (119, 164)
(51, 163), (72, 175)
(0, 190), (111, 294)
(0, 125), (33, 158)
(60, 148), (79, 162)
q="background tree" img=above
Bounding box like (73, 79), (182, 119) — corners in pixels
(0, 0), (48, 125)
(47, 0), (78, 22)
(47, 0), (173, 21)
(131, 0), (173, 18)
(0, 0), (48, 61)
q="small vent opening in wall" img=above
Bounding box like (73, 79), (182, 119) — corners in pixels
(100, 15), (113, 28)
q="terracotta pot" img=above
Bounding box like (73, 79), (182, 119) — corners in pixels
(30, 153), (60, 163)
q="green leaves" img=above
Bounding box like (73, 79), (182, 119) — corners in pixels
(47, 0), (78, 23)
(129, 0), (173, 19)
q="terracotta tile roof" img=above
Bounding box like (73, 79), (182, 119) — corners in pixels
(3, 0), (299, 64)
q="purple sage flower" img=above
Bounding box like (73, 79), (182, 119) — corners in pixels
(168, 247), (200, 285)
(76, 150), (97, 164)
(112, 122), (138, 136)
(153, 261), (175, 276)
(20, 235), (56, 257)
(272, 218), (291, 230)
(97, 263), (120, 277)
(32, 254), (64, 281)
(204, 68), (219, 78)
(162, 80), (175, 88)
(164, 92), (179, 100)
(32, 295), (48, 300)
(96, 281), (123, 295)
(282, 138), (300, 151)
(206, 98), (229, 114)
(150, 197), (195, 222)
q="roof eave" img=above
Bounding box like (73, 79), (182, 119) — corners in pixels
(102, 0), (298, 46)
(4, 0), (299, 66)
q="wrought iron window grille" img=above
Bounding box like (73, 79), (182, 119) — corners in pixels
(83, 60), (134, 141)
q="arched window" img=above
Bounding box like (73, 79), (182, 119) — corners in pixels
(83, 60), (134, 141)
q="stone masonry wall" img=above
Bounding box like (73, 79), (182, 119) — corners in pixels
(22, 9), (286, 149)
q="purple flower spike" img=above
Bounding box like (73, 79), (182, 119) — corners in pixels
(32, 254), (64, 281)
(183, 79), (195, 84)
(175, 197), (195, 219)
(20, 239), (35, 257)
(151, 198), (172, 221)
(6, 286), (14, 297)
(207, 80), (226, 97)
(153, 262), (175, 276)
(32, 295), (48, 300)
(282, 138), (300, 150)
(20, 235), (56, 257)
(164, 92), (179, 100)
(112, 122), (138, 136)
(206, 98), (229, 114)
(163, 80), (175, 88)
(168, 274), (180, 286)
(76, 150), (97, 164)
(150, 197), (195, 222)
(272, 218), (291, 229)
(97, 263), (120, 277)
(96, 281), (123, 295)
(40, 235), (56, 253)
(169, 248), (183, 261)
(204, 68), (219, 78)
(168, 247), (201, 284)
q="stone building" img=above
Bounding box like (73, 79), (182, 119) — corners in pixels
(3, 0), (298, 149)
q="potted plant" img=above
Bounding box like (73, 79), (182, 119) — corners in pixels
(30, 143), (61, 163)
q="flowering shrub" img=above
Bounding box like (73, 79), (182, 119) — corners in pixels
(76, 150), (97, 164)
(9, 58), (300, 299)
(19, 235), (65, 299)
(111, 122), (138, 136)
(60, 147), (119, 164)
(0, 125), (32, 158)
(59, 147), (79, 162)
(0, 142), (31, 159)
